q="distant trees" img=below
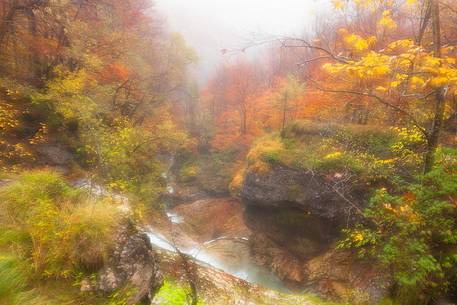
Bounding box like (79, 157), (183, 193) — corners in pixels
(202, 0), (456, 173)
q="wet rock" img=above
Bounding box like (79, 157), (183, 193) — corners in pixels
(172, 198), (251, 242)
(245, 206), (334, 285)
(250, 232), (306, 284)
(305, 249), (391, 303)
(86, 223), (163, 305)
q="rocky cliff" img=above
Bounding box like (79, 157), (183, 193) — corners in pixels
(234, 128), (396, 303)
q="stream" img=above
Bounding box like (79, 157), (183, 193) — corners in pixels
(145, 165), (289, 292)
(145, 215), (288, 291)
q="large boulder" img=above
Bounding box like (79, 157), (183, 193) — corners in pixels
(240, 164), (363, 220)
(82, 223), (163, 305)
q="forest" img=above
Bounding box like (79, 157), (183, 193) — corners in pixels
(0, 0), (456, 305)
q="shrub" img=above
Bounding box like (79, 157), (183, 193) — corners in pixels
(0, 170), (122, 278)
(178, 162), (200, 183)
(229, 166), (246, 195)
(338, 148), (457, 304)
(247, 136), (285, 165)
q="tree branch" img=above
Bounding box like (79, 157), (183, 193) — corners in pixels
(304, 76), (429, 138)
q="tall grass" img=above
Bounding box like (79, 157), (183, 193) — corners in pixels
(0, 169), (123, 303)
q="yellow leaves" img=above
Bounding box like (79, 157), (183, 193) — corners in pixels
(386, 39), (415, 53)
(353, 0), (370, 8)
(376, 158), (396, 165)
(406, 0), (418, 5)
(430, 77), (448, 88)
(344, 33), (369, 52)
(372, 65), (390, 76)
(367, 36), (377, 47)
(47, 67), (94, 97)
(424, 56), (442, 68)
(409, 76), (425, 89)
(332, 0), (346, 9)
(354, 232), (364, 242)
(375, 86), (388, 93)
(324, 51), (391, 82)
(389, 81), (401, 88)
(28, 123), (48, 145)
(445, 57), (456, 65)
(250, 160), (272, 175)
(323, 33), (457, 94)
(378, 10), (397, 31)
(0, 103), (20, 131)
(324, 151), (342, 159)
(339, 28), (374, 53)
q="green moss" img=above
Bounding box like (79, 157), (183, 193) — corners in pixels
(154, 279), (206, 305)
(242, 121), (403, 187)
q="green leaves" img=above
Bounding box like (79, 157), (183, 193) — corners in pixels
(338, 148), (457, 302)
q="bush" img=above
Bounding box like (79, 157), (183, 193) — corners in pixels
(178, 162), (200, 183)
(338, 148), (457, 304)
(0, 170), (122, 278)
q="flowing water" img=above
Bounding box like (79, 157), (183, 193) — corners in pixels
(145, 165), (288, 291)
(145, 222), (288, 291)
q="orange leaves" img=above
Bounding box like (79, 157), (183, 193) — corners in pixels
(403, 192), (416, 203)
(98, 62), (131, 84)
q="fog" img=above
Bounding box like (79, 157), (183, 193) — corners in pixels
(155, 0), (330, 82)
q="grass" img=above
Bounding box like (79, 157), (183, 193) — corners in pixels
(0, 169), (124, 304)
(241, 121), (401, 186)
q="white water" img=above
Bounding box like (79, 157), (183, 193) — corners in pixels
(166, 212), (183, 224)
(146, 216), (287, 291)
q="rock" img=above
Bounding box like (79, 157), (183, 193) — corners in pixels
(88, 223), (163, 305)
(250, 232), (306, 283)
(305, 249), (391, 304)
(240, 164), (363, 220)
(239, 167), (390, 300)
(245, 205), (334, 285)
(36, 144), (73, 166)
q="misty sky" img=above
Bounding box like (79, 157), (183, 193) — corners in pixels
(155, 0), (330, 82)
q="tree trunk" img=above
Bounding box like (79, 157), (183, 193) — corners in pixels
(240, 103), (247, 135)
(280, 92), (288, 138)
(423, 0), (446, 173)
